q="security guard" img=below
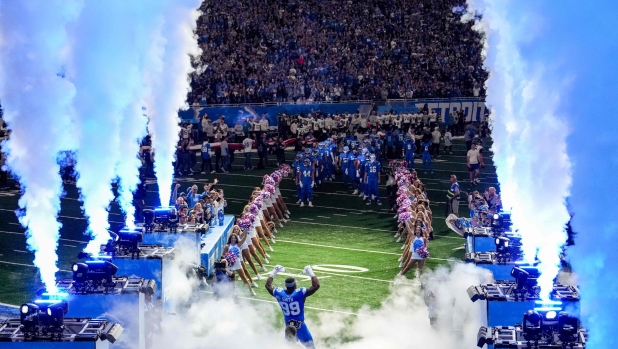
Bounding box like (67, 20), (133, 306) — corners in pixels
(446, 174), (461, 217)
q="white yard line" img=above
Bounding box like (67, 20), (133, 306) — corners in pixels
(283, 267), (421, 285)
(316, 216), (331, 219)
(0, 209), (125, 224)
(0, 260), (71, 273)
(0, 230), (89, 244)
(275, 239), (453, 261)
(285, 219), (461, 240)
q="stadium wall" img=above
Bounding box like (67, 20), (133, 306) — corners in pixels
(178, 97), (486, 126)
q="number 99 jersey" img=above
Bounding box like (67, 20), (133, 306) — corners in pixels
(273, 287), (307, 322)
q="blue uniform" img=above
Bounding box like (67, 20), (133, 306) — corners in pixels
(385, 132), (394, 147)
(313, 155), (323, 184)
(340, 152), (351, 187)
(396, 132), (405, 158)
(347, 153), (358, 190)
(273, 287), (314, 347)
(299, 165), (313, 202)
(421, 141), (433, 172)
(320, 148), (330, 179)
(365, 160), (381, 202)
(375, 139), (384, 162)
(357, 154), (367, 195)
(292, 160), (303, 200)
(404, 140), (416, 168)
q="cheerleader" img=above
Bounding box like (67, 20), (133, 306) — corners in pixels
(256, 188), (283, 231)
(250, 193), (277, 245)
(222, 225), (256, 296)
(272, 170), (291, 218)
(238, 216), (267, 280)
(245, 204), (272, 260)
(242, 212), (269, 269)
(266, 183), (287, 225)
(262, 175), (287, 226)
(400, 219), (424, 267)
(399, 226), (429, 277)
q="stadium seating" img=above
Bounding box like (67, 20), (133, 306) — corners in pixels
(188, 0), (487, 105)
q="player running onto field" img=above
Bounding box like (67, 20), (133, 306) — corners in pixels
(266, 265), (320, 349)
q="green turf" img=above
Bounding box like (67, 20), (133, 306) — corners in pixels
(0, 138), (499, 313)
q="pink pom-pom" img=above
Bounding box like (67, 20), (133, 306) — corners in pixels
(242, 213), (256, 223)
(224, 251), (237, 266)
(398, 211), (412, 223)
(263, 175), (275, 186)
(238, 218), (252, 231)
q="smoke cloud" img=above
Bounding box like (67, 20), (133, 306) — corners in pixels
(145, 0), (201, 207)
(0, 0), (81, 292)
(147, 257), (491, 349)
(67, 1), (162, 252)
(467, 0), (618, 346)
(462, 0), (572, 300)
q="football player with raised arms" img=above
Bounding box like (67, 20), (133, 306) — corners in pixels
(266, 265), (320, 349)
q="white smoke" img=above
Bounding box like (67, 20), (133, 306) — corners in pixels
(67, 1), (161, 252)
(145, 260), (491, 349)
(463, 0), (572, 299)
(145, 0), (202, 207)
(0, 0), (81, 292)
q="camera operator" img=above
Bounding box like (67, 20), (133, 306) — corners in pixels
(212, 258), (235, 298)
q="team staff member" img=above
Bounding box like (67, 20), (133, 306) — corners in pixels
(446, 174), (461, 217)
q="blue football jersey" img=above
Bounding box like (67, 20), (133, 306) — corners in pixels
(340, 153), (349, 165)
(405, 140), (416, 153)
(300, 165), (313, 183)
(421, 141), (432, 154)
(273, 287), (308, 322)
(347, 153), (357, 170)
(365, 161), (381, 179)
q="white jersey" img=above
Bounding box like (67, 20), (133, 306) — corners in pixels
(467, 149), (480, 164)
(380, 114), (390, 125)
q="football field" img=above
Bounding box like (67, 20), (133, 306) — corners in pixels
(0, 138), (498, 318)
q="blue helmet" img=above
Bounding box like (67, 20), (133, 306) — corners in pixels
(343, 146), (350, 153)
(303, 158), (311, 166)
(362, 148), (369, 156)
(305, 147), (312, 154)
(370, 154), (376, 161)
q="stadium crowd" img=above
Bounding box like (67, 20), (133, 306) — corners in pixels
(157, 107), (488, 177)
(188, 0), (487, 105)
